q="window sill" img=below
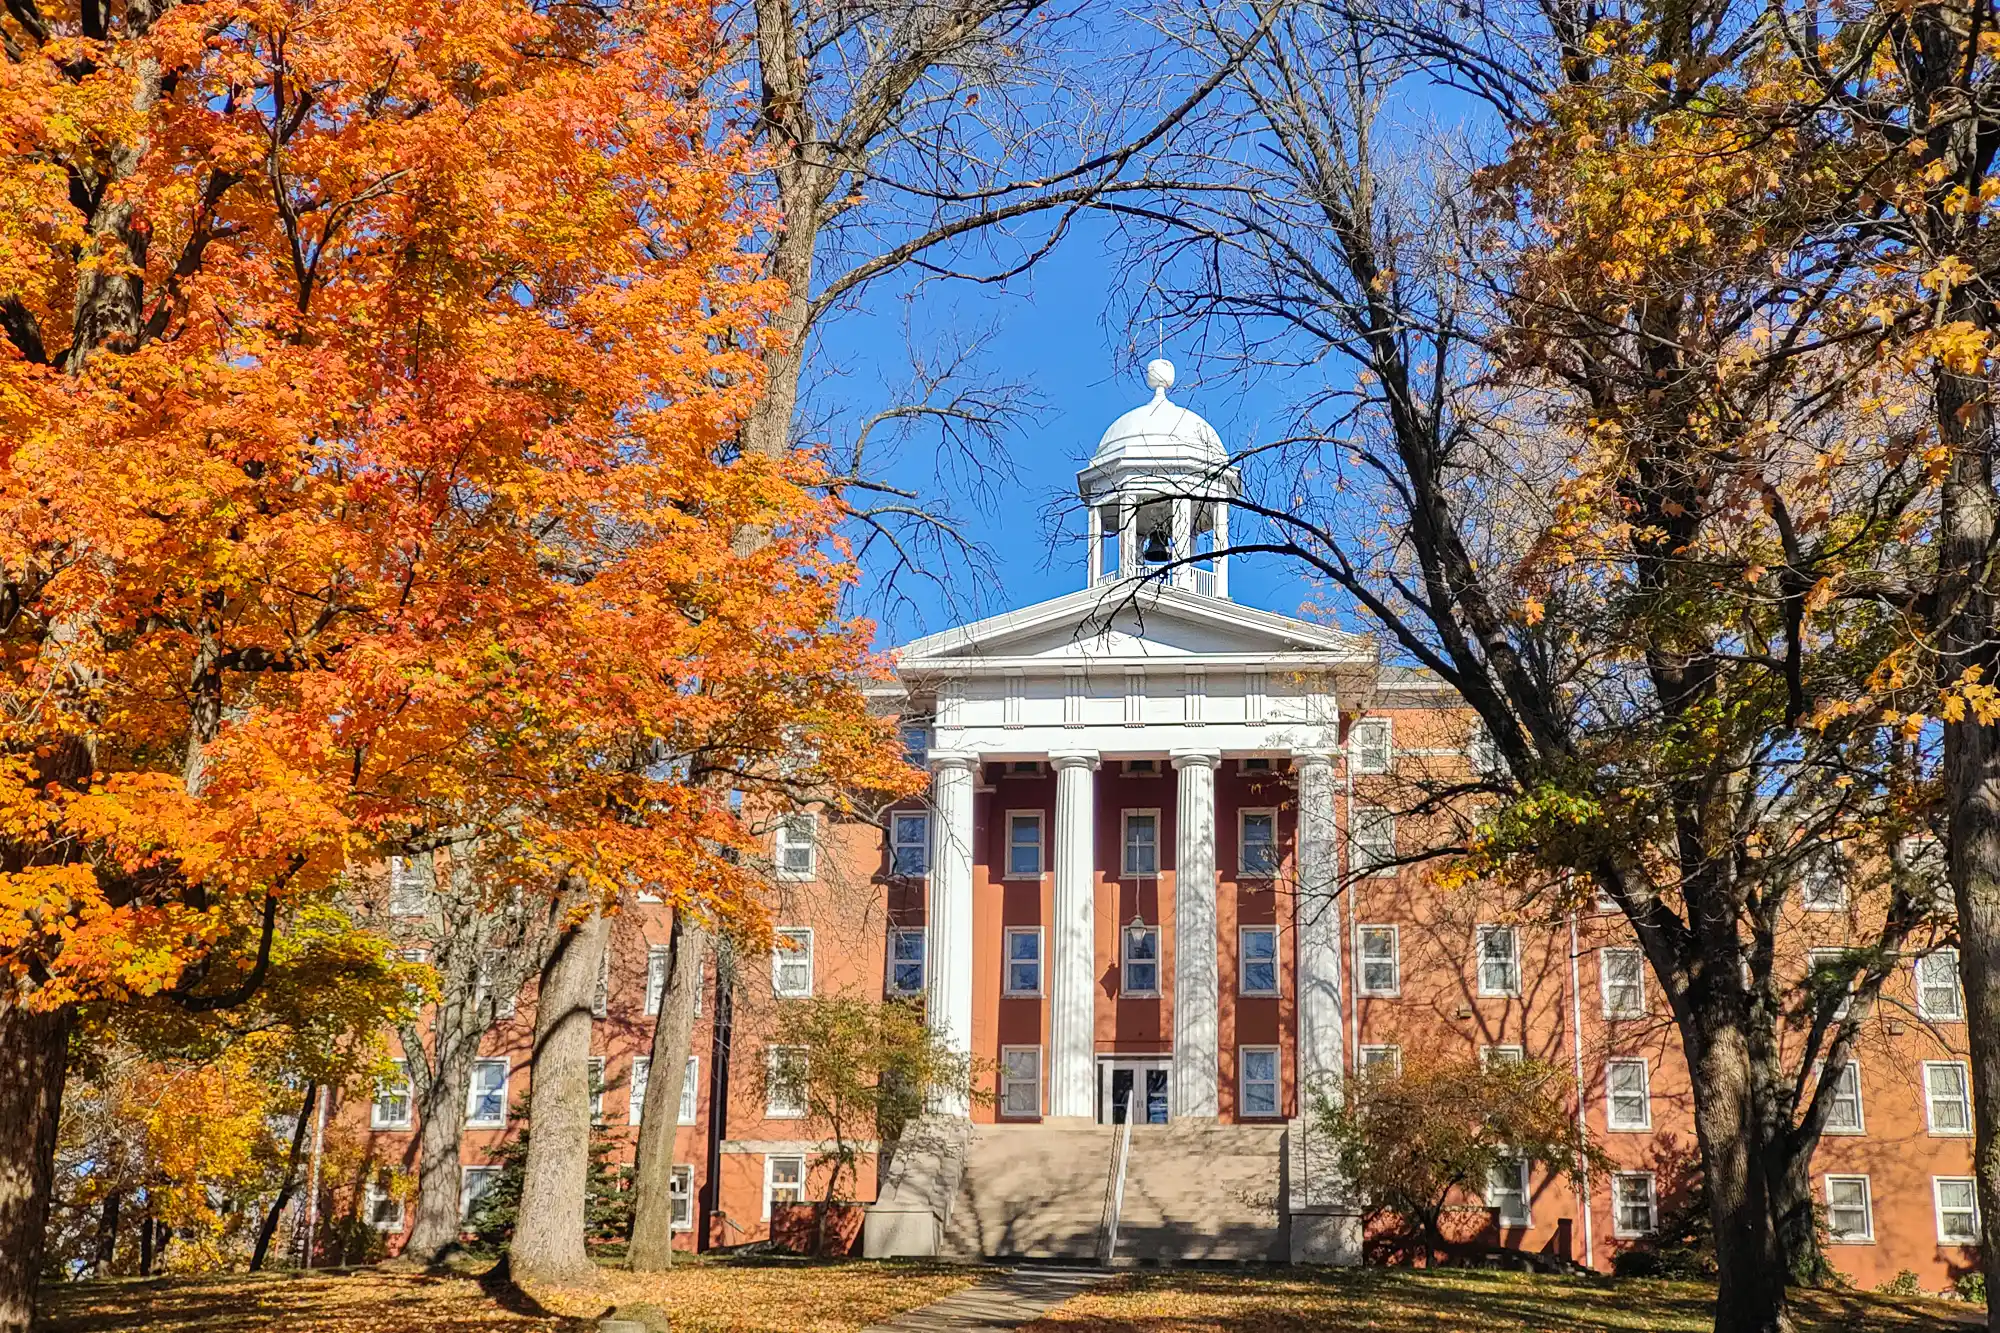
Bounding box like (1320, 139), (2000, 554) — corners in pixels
(466, 1120), (505, 1131)
(1918, 1012), (1966, 1023)
(1928, 1128), (1975, 1138)
(1002, 991), (1044, 1000)
(1120, 991), (1161, 1000)
(1821, 1126), (1866, 1137)
(1358, 989), (1401, 1000)
(1825, 1237), (1875, 1246)
(1240, 990), (1281, 1000)
(1001, 872), (1044, 881)
(1605, 1124), (1653, 1134)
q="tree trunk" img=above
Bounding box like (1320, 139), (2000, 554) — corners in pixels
(0, 999), (71, 1333)
(1687, 1024), (1793, 1333)
(509, 902), (609, 1289)
(92, 1191), (120, 1277)
(139, 1207), (155, 1276)
(251, 1082), (318, 1272)
(1947, 724), (2000, 1331)
(628, 913), (709, 1270)
(401, 1029), (478, 1265)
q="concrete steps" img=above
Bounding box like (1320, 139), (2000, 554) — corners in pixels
(940, 1124), (1118, 1261)
(1111, 1123), (1288, 1263)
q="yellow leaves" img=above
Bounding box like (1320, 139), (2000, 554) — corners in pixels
(1522, 597), (1546, 625)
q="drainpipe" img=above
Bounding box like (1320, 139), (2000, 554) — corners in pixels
(1567, 910), (1594, 1270)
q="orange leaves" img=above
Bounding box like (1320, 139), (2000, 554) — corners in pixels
(0, 0), (894, 1014)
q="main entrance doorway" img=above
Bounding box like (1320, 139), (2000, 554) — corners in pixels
(1097, 1057), (1170, 1124)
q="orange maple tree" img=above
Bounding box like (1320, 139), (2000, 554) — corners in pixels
(0, 0), (911, 1324)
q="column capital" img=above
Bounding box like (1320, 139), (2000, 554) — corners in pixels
(1169, 748), (1222, 770)
(928, 749), (980, 774)
(1048, 749), (1100, 771)
(1291, 746), (1340, 768)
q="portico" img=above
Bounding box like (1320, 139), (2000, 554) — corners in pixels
(894, 360), (1374, 1127)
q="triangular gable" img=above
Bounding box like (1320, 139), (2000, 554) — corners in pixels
(896, 584), (1373, 665)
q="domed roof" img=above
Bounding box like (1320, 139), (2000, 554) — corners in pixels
(1088, 359), (1227, 471)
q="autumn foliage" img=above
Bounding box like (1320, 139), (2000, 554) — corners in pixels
(0, 0), (913, 1319)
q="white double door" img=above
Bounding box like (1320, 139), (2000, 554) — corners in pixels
(1097, 1056), (1170, 1125)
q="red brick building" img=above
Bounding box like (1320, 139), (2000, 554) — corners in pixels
(348, 362), (1979, 1291)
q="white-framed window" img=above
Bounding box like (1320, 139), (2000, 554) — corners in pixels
(592, 942), (611, 1019)
(766, 1045), (808, 1118)
(475, 951), (518, 1021)
(588, 1056), (606, 1123)
(364, 1178), (405, 1232)
(772, 926), (813, 998)
(371, 1061), (413, 1130)
(1612, 1172), (1658, 1237)
(671, 1163), (696, 1231)
(1487, 1158), (1530, 1227)
(887, 928), (925, 996)
(1917, 948), (1964, 1021)
(1468, 722), (1500, 777)
(1800, 850), (1847, 911)
(1006, 812), (1045, 878)
(1239, 926), (1279, 996)
(629, 1056), (651, 1125)
(891, 810), (930, 877)
(775, 814), (817, 881)
(1122, 811), (1160, 876)
(1924, 1060), (1973, 1135)
(460, 1165), (501, 1220)
(1601, 947), (1646, 1019)
(764, 1153), (805, 1219)
(1004, 927), (1043, 996)
(1935, 1177), (1981, 1245)
(1822, 1061), (1864, 1135)
(1358, 924), (1400, 996)
(1825, 1175), (1874, 1243)
(899, 720), (930, 767)
(645, 945), (671, 1016)
(1239, 809), (1278, 877)
(1476, 925), (1521, 996)
(680, 1055), (700, 1124)
(999, 1046), (1042, 1118)
(1606, 1058), (1652, 1130)
(1239, 1046), (1281, 1118)
(1350, 717), (1392, 773)
(1480, 1044), (1526, 1067)
(467, 1059), (509, 1128)
(388, 855), (430, 917)
(1122, 921), (1160, 995)
(1350, 806), (1396, 874)
(1358, 1044), (1403, 1075)
(1807, 947), (1855, 1019)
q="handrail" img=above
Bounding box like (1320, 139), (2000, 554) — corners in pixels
(1100, 1119), (1133, 1265)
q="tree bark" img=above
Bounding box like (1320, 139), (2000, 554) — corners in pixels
(0, 999), (72, 1333)
(1687, 1023), (1793, 1333)
(251, 1082), (318, 1272)
(1947, 725), (2000, 1332)
(92, 1191), (120, 1277)
(509, 901), (609, 1289)
(627, 913), (709, 1270)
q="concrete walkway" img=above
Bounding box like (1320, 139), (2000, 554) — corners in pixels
(860, 1267), (1106, 1332)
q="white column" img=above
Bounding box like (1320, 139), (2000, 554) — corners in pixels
(1171, 496), (1194, 588)
(1049, 750), (1100, 1119)
(1171, 749), (1221, 1118)
(1213, 501), (1229, 598)
(1294, 748), (1345, 1093)
(927, 751), (978, 1116)
(1087, 502), (1103, 586)
(1117, 498), (1138, 579)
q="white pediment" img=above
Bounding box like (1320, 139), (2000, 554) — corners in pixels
(896, 583), (1372, 670)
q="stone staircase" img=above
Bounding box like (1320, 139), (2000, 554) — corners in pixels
(1111, 1123), (1288, 1262)
(940, 1124), (1119, 1261)
(865, 1118), (1296, 1264)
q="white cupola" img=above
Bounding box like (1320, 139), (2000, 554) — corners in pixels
(1077, 359), (1240, 597)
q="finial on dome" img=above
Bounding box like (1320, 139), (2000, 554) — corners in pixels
(1145, 358), (1175, 396)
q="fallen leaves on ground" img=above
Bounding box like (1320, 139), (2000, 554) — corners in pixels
(38, 1259), (979, 1333)
(537, 1256), (979, 1331)
(1021, 1269), (1982, 1332)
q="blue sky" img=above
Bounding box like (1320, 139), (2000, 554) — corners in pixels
(815, 212), (1316, 649)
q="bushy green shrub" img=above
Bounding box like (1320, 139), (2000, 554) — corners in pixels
(1875, 1270), (1921, 1298)
(1955, 1271), (1986, 1305)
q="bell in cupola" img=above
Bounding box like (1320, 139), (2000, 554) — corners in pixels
(1141, 526), (1172, 564)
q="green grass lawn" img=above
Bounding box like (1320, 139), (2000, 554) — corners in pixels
(36, 1260), (1985, 1333)
(1022, 1268), (1982, 1332)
